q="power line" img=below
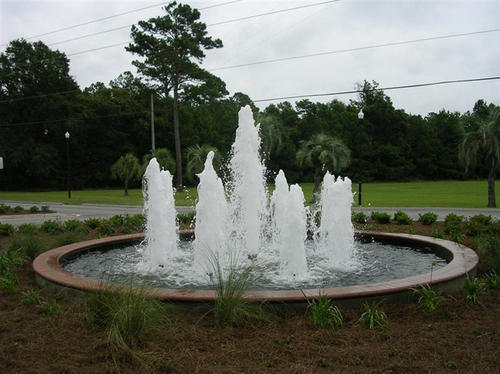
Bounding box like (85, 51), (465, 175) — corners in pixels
(49, 0), (338, 49)
(252, 76), (500, 103)
(210, 28), (500, 71)
(1, 0), (243, 47)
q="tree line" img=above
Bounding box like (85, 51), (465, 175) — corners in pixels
(0, 2), (498, 205)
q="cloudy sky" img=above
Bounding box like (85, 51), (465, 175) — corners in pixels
(1, 0), (499, 115)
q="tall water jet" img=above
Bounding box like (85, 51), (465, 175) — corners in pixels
(318, 172), (356, 268)
(271, 170), (308, 279)
(139, 158), (178, 271)
(228, 105), (267, 256)
(193, 151), (229, 273)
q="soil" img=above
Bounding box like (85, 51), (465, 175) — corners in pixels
(0, 223), (499, 373)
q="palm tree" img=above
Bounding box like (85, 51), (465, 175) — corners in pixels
(111, 153), (141, 196)
(297, 133), (351, 202)
(186, 144), (222, 183)
(459, 107), (500, 207)
(142, 148), (176, 175)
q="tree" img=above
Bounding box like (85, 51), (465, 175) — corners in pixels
(459, 107), (500, 207)
(126, 2), (225, 191)
(185, 144), (221, 183)
(297, 133), (351, 202)
(142, 148), (176, 175)
(111, 153), (141, 196)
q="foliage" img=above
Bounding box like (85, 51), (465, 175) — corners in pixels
(142, 148), (176, 175)
(370, 212), (391, 224)
(352, 212), (367, 224)
(0, 250), (25, 293)
(302, 291), (343, 332)
(97, 221), (115, 237)
(0, 223), (15, 236)
(475, 234), (500, 272)
(38, 300), (61, 316)
(17, 224), (37, 235)
(63, 219), (83, 232)
(185, 144), (221, 183)
(8, 233), (45, 260)
(411, 285), (443, 313)
(357, 301), (387, 329)
(29, 206), (39, 213)
(22, 289), (42, 305)
(464, 275), (485, 305)
(41, 220), (63, 235)
(41, 206), (50, 212)
(111, 153), (142, 196)
(483, 271), (499, 290)
(394, 211), (412, 225)
(85, 282), (168, 351)
(419, 212), (438, 225)
(84, 218), (103, 230)
(177, 212), (196, 225)
(0, 204), (10, 214)
(13, 206), (23, 213)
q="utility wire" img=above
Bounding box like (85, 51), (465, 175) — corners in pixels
(1, 0), (244, 46)
(1, 76), (498, 127)
(252, 76), (500, 103)
(48, 0), (338, 48)
(210, 28), (500, 71)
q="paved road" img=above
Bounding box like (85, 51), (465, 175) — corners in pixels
(1, 200), (499, 226)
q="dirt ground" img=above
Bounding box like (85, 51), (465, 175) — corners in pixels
(0, 223), (499, 373)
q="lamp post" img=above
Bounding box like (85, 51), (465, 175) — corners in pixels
(357, 109), (364, 206)
(65, 131), (71, 199)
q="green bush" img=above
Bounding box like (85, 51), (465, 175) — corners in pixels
(465, 215), (492, 237)
(41, 206), (50, 212)
(109, 215), (125, 229)
(85, 283), (168, 350)
(470, 214), (492, 226)
(483, 271), (499, 290)
(475, 235), (500, 273)
(8, 234), (45, 260)
(84, 218), (102, 230)
(370, 212), (391, 224)
(178, 212), (196, 225)
(0, 250), (25, 294)
(444, 213), (463, 234)
(97, 221), (115, 237)
(394, 211), (412, 225)
(0, 204), (11, 214)
(63, 219), (82, 232)
(412, 284), (443, 313)
(0, 223), (15, 236)
(0, 274), (18, 293)
(464, 275), (485, 305)
(22, 289), (42, 305)
(302, 292), (343, 332)
(13, 206), (23, 213)
(29, 206), (39, 213)
(41, 220), (63, 235)
(17, 224), (38, 235)
(419, 212), (438, 225)
(124, 214), (145, 232)
(352, 212), (367, 224)
(55, 231), (87, 246)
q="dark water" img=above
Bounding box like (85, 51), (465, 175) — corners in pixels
(63, 239), (447, 290)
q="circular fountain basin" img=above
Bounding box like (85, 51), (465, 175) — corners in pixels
(33, 230), (478, 305)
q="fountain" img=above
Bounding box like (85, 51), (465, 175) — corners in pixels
(33, 106), (479, 303)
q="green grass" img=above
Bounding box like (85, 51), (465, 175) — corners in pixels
(0, 180), (498, 207)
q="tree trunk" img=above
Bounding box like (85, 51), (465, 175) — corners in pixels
(124, 178), (129, 197)
(172, 83), (183, 192)
(311, 167), (322, 203)
(487, 165), (496, 208)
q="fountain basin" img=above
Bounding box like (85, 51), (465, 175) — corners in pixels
(33, 230), (478, 305)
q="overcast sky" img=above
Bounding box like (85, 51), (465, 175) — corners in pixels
(1, 0), (499, 115)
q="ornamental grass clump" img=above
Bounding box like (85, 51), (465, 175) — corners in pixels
(85, 282), (168, 352)
(464, 275), (486, 305)
(357, 301), (387, 329)
(411, 284), (443, 313)
(301, 291), (343, 332)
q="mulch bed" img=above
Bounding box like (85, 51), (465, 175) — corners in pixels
(0, 210), (55, 216)
(0, 224), (498, 373)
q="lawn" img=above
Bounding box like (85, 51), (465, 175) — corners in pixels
(0, 180), (498, 208)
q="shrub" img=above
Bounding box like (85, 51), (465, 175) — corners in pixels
(370, 212), (391, 224)
(0, 250), (25, 293)
(465, 215), (492, 237)
(29, 206), (39, 213)
(97, 221), (115, 237)
(17, 224), (38, 235)
(0, 204), (11, 214)
(177, 212), (196, 225)
(124, 214), (145, 232)
(469, 214), (492, 226)
(41, 206), (50, 212)
(444, 213), (463, 234)
(302, 291), (343, 332)
(352, 212), (367, 224)
(63, 219), (82, 232)
(419, 212), (438, 225)
(8, 234), (45, 260)
(22, 289), (42, 305)
(41, 220), (63, 235)
(431, 226), (443, 239)
(109, 215), (125, 230)
(357, 301), (387, 329)
(0, 274), (18, 293)
(394, 211), (412, 225)
(0, 223), (15, 236)
(13, 206), (23, 213)
(85, 283), (167, 350)
(84, 218), (102, 230)
(483, 271), (499, 290)
(411, 284), (443, 313)
(475, 235), (500, 272)
(55, 231), (87, 246)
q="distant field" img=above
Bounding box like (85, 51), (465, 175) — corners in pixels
(0, 180), (498, 208)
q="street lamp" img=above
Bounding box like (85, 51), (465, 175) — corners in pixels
(357, 109), (364, 206)
(65, 131), (71, 199)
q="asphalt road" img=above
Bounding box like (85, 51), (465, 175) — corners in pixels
(1, 200), (499, 227)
